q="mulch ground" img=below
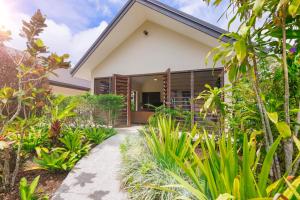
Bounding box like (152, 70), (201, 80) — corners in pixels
(0, 169), (67, 200)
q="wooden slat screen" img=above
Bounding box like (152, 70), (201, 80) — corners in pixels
(163, 69), (171, 107)
(168, 69), (223, 129)
(193, 69), (223, 128)
(94, 77), (112, 94)
(114, 75), (130, 127)
(170, 72), (191, 124)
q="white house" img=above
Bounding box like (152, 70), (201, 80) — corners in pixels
(71, 0), (230, 126)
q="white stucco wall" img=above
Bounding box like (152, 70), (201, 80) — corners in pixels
(92, 21), (218, 78)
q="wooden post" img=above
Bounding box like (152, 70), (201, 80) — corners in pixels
(113, 74), (117, 94)
(167, 68), (171, 108)
(191, 71), (195, 128)
(127, 76), (131, 127)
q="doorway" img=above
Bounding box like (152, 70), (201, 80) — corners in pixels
(130, 74), (164, 124)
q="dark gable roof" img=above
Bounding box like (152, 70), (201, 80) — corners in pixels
(71, 0), (230, 76)
(49, 68), (90, 91)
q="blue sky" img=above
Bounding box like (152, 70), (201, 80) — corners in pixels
(1, 0), (232, 65)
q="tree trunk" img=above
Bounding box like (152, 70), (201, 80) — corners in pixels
(2, 147), (11, 191)
(292, 103), (300, 175)
(281, 7), (293, 172)
(10, 132), (23, 188)
(251, 63), (281, 179)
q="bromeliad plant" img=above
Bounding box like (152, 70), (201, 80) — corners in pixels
(33, 147), (78, 171)
(85, 127), (116, 144)
(34, 128), (92, 171)
(45, 95), (77, 143)
(9, 124), (49, 154)
(59, 128), (91, 158)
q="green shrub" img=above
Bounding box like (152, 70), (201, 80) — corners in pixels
(59, 128), (91, 158)
(143, 116), (196, 170)
(45, 95), (77, 143)
(63, 93), (105, 127)
(97, 94), (124, 127)
(8, 124), (50, 154)
(120, 136), (190, 200)
(22, 125), (49, 153)
(148, 105), (192, 130)
(33, 147), (78, 171)
(85, 127), (116, 144)
(167, 131), (300, 199)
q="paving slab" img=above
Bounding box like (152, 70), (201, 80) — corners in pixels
(52, 126), (140, 200)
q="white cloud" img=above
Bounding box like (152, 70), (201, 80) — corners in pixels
(1, 8), (107, 67)
(175, 0), (207, 15)
(170, 0), (240, 32)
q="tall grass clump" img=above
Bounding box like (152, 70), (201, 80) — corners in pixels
(120, 136), (192, 200)
(143, 116), (198, 170)
(167, 131), (300, 199)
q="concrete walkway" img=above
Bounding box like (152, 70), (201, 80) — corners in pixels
(52, 126), (140, 200)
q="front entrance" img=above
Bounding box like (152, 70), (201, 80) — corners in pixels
(131, 73), (164, 124)
(94, 68), (223, 127)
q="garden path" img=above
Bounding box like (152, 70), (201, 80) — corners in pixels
(52, 126), (141, 200)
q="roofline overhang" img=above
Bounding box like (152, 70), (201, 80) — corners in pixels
(71, 0), (231, 76)
(49, 80), (90, 91)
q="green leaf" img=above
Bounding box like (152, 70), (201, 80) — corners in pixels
(283, 176), (300, 199)
(19, 177), (28, 200)
(289, 0), (300, 17)
(239, 24), (250, 38)
(276, 122), (292, 138)
(228, 65), (238, 83)
(233, 178), (240, 198)
(29, 176), (40, 196)
(169, 171), (207, 200)
(293, 135), (300, 151)
(253, 0), (265, 16)
(266, 178), (282, 195)
(267, 112), (278, 124)
(234, 39), (247, 65)
(258, 136), (282, 195)
(35, 39), (44, 48)
(269, 28), (300, 39)
(216, 193), (234, 200)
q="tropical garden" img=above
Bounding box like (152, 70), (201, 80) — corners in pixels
(0, 0), (300, 200)
(120, 0), (300, 199)
(0, 10), (124, 199)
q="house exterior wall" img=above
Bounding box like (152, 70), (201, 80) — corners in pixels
(50, 85), (88, 96)
(92, 21), (219, 79)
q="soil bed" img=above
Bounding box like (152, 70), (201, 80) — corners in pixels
(0, 169), (67, 200)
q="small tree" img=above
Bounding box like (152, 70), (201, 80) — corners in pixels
(0, 10), (70, 190)
(206, 0), (300, 177)
(97, 94), (124, 127)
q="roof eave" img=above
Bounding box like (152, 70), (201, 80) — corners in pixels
(49, 80), (90, 91)
(70, 0), (136, 76)
(71, 0), (232, 77)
